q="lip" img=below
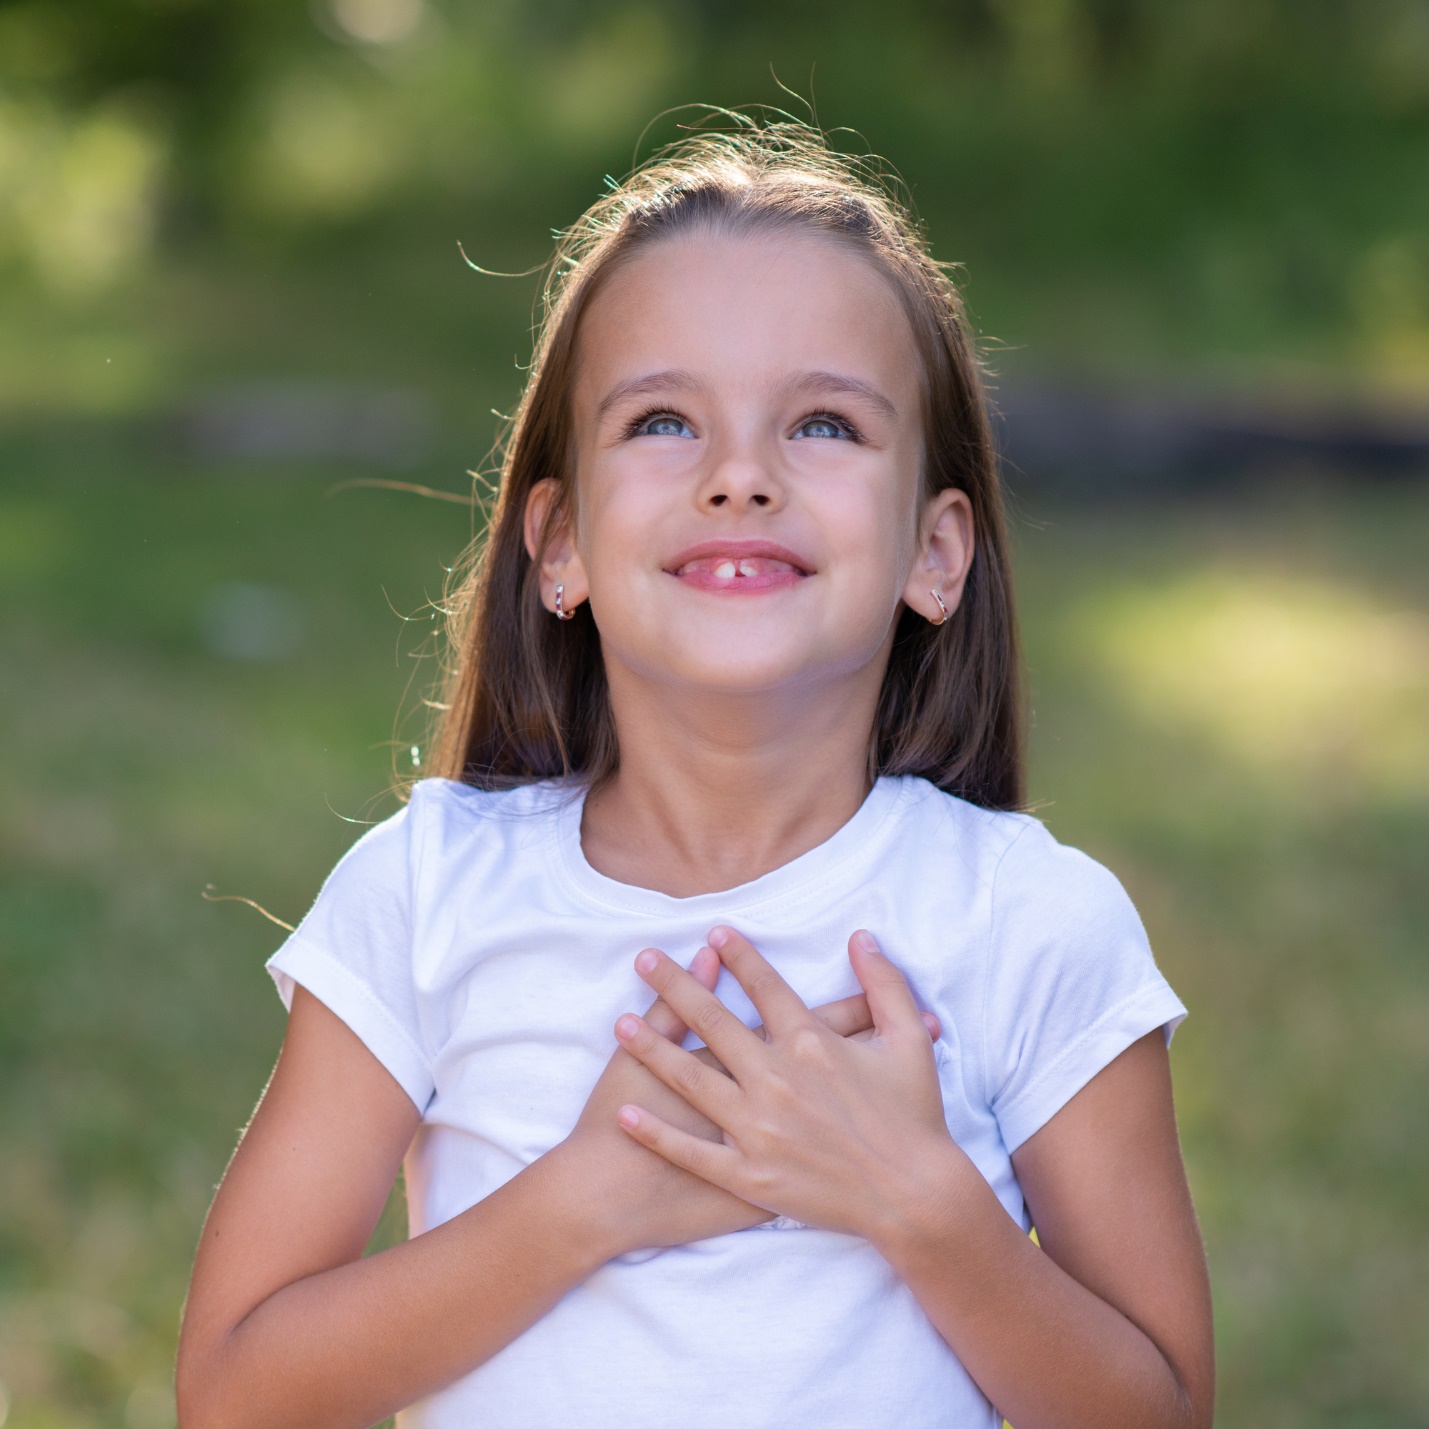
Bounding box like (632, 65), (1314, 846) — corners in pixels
(664, 539), (814, 595)
(664, 539), (814, 575)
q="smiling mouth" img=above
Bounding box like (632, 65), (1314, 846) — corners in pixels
(666, 544), (812, 593)
(675, 556), (798, 579)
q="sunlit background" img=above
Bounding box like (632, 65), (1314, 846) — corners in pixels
(2, 3), (1427, 1426)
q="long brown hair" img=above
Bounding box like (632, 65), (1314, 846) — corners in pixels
(430, 117), (1024, 810)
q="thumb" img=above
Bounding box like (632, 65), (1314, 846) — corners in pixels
(641, 945), (719, 1043)
(847, 930), (923, 1040)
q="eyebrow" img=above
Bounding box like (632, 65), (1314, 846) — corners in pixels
(595, 368), (899, 422)
(595, 369), (706, 420)
(788, 370), (899, 421)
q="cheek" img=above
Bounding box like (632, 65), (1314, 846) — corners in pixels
(572, 472), (666, 603)
(823, 467), (922, 594)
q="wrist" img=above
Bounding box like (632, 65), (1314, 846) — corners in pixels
(865, 1134), (987, 1269)
(542, 1135), (660, 1266)
(511, 1141), (629, 1274)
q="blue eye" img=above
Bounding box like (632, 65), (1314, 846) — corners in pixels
(637, 413), (693, 438)
(794, 415), (852, 440)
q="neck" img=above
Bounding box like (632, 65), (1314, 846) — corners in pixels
(580, 666), (885, 898)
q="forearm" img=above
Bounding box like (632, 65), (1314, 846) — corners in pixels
(874, 1143), (1203, 1429)
(179, 1148), (613, 1429)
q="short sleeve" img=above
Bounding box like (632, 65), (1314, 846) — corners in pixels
(266, 796), (434, 1113)
(982, 822), (1186, 1154)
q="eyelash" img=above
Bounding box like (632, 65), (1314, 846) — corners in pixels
(622, 406), (865, 442)
(796, 411), (864, 442)
(622, 405), (688, 439)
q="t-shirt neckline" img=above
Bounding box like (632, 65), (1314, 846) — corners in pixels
(554, 775), (913, 919)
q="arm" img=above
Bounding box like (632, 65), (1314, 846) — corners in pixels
(176, 988), (616, 1429)
(177, 962), (888, 1429)
(879, 1031), (1214, 1429)
(614, 929), (1214, 1429)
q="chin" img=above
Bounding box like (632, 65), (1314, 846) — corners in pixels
(682, 660), (813, 694)
(634, 652), (803, 692)
(626, 630), (863, 695)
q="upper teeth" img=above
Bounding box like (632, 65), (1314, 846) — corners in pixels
(715, 561), (737, 578)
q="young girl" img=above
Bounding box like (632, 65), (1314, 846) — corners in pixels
(176, 122), (1214, 1429)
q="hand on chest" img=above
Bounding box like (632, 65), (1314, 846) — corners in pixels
(426, 917), (976, 1165)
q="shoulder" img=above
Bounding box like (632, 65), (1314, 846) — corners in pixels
(377, 779), (577, 920)
(975, 809), (1172, 1043)
(406, 776), (571, 820)
(890, 779), (1148, 959)
(401, 777), (573, 850)
(312, 778), (573, 896)
(969, 815), (1184, 1147)
(900, 779), (1129, 910)
(988, 817), (1147, 958)
(888, 777), (1049, 892)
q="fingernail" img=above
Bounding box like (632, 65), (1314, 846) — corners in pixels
(615, 1014), (641, 1041)
(853, 929), (880, 954)
(634, 949), (659, 975)
(617, 1106), (640, 1129)
(707, 926), (730, 949)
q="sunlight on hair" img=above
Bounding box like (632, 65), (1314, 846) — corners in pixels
(1080, 572), (1429, 796)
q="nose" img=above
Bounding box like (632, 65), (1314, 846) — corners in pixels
(694, 438), (787, 514)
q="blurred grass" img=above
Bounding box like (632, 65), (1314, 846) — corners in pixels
(1020, 487), (1429, 1427)
(0, 441), (1425, 1425)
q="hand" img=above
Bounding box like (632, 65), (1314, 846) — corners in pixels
(611, 927), (960, 1244)
(554, 945), (922, 1260)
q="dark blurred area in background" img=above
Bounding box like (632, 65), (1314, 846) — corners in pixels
(2, 5), (1426, 1428)
(4, 0), (1429, 483)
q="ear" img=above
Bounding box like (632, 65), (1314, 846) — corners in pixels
(902, 487), (974, 625)
(523, 478), (590, 616)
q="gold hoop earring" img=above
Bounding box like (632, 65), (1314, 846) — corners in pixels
(929, 589), (949, 626)
(554, 584), (575, 620)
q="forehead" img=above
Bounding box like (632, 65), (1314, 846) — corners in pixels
(573, 227), (921, 415)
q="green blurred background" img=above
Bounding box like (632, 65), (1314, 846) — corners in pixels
(2, 2), (1427, 1426)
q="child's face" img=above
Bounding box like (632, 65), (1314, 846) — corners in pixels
(530, 228), (971, 700)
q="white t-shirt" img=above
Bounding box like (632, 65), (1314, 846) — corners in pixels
(267, 775), (1185, 1429)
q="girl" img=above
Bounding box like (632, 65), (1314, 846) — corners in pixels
(177, 121), (1214, 1429)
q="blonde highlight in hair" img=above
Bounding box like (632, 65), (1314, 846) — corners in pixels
(429, 115), (1025, 810)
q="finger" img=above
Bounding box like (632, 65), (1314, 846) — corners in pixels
(617, 1103), (743, 1191)
(691, 1045), (732, 1077)
(641, 946), (720, 1043)
(633, 948), (764, 1077)
(808, 992), (872, 1038)
(690, 942), (720, 991)
(708, 927), (812, 1037)
(615, 1012), (741, 1123)
(848, 1012), (941, 1044)
(847, 930), (925, 1039)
